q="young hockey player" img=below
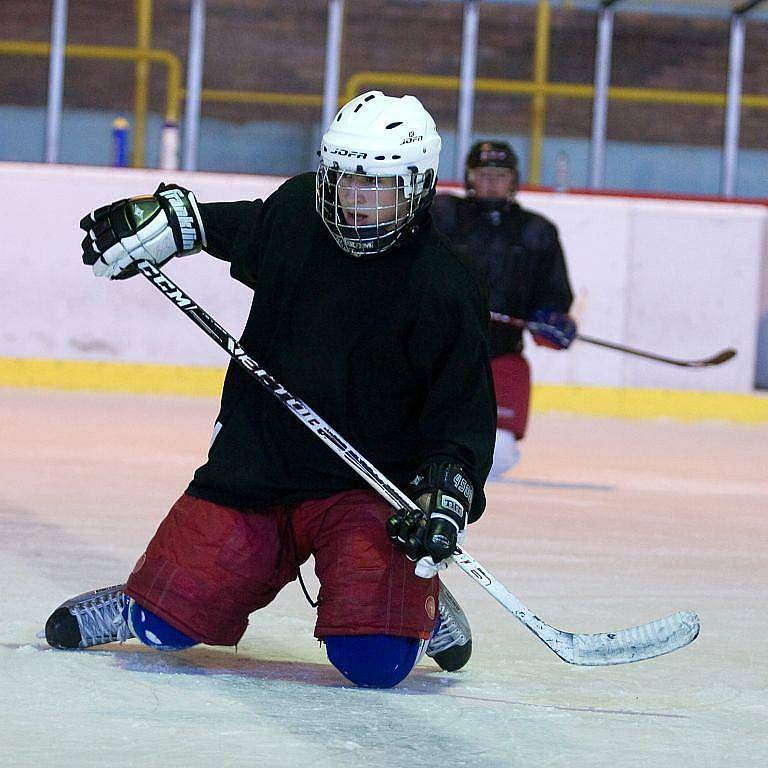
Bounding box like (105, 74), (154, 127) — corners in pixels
(44, 92), (496, 689)
(432, 140), (576, 476)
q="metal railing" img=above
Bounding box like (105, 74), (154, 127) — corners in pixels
(4, 42), (768, 182)
(0, 40), (182, 127)
(343, 70), (768, 182)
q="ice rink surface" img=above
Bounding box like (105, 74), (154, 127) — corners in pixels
(1, 387), (766, 767)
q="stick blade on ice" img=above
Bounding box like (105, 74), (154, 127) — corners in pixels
(558, 610), (700, 666)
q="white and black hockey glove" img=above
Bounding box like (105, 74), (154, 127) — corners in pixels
(80, 183), (206, 280)
(387, 462), (473, 579)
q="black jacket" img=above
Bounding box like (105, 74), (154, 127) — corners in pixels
(185, 174), (496, 522)
(432, 194), (574, 358)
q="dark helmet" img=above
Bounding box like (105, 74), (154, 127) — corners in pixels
(464, 140), (520, 190)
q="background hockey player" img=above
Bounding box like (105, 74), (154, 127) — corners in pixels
(44, 92), (496, 689)
(432, 140), (576, 477)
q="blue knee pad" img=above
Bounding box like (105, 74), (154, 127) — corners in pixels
(123, 598), (199, 651)
(325, 634), (423, 688)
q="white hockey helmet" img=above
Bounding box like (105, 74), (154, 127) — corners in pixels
(316, 91), (441, 258)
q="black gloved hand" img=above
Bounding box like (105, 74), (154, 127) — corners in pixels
(80, 183), (206, 280)
(529, 309), (577, 349)
(387, 462), (473, 565)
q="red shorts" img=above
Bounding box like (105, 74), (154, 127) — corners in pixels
(125, 491), (438, 646)
(491, 353), (531, 439)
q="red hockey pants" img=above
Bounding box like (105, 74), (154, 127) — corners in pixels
(125, 490), (438, 646)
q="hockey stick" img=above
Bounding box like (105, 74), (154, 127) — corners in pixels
(135, 260), (699, 665)
(490, 311), (736, 368)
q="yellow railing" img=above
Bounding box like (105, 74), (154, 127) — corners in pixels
(343, 70), (768, 182)
(183, 88), (324, 108)
(531, 0), (552, 183)
(187, 75), (768, 113)
(133, 0), (154, 168)
(344, 70), (768, 109)
(5, 42), (768, 180)
(0, 40), (182, 124)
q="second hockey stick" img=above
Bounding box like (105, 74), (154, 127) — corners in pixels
(490, 311), (736, 368)
(135, 260), (700, 666)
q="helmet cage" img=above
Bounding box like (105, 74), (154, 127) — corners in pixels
(316, 163), (435, 258)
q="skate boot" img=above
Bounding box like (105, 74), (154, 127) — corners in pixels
(426, 581), (472, 672)
(45, 585), (134, 649)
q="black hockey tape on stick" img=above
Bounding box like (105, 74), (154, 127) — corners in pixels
(490, 311), (736, 368)
(135, 259), (700, 665)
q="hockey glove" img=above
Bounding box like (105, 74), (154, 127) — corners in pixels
(530, 309), (577, 350)
(387, 463), (473, 578)
(80, 183), (206, 280)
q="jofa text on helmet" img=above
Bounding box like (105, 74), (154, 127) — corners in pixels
(400, 131), (423, 145)
(330, 148), (368, 159)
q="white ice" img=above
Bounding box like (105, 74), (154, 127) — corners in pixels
(1, 388), (766, 767)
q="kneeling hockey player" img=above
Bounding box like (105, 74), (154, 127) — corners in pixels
(44, 91), (496, 688)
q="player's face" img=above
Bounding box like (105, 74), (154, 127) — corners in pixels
(470, 167), (516, 200)
(336, 174), (409, 229)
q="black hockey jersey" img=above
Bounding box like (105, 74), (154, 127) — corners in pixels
(185, 173), (496, 522)
(432, 194), (574, 358)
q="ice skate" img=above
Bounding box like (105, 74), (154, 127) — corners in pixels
(45, 585), (134, 649)
(426, 581), (472, 672)
(489, 427), (520, 478)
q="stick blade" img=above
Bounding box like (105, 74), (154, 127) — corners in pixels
(698, 348), (737, 367)
(562, 610), (700, 666)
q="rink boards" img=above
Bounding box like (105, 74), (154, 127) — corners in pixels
(1, 161), (767, 398)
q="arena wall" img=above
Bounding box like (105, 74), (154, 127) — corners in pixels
(1, 162), (766, 401)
